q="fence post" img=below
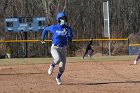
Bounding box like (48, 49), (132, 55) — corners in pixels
(102, 40), (103, 56)
(128, 39), (130, 55)
(24, 32), (28, 58)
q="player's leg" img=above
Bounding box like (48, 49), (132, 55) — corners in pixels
(134, 54), (140, 64)
(48, 45), (61, 75)
(82, 49), (88, 59)
(89, 49), (94, 58)
(6, 53), (11, 59)
(56, 46), (66, 85)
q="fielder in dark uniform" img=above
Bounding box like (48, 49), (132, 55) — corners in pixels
(82, 38), (94, 59)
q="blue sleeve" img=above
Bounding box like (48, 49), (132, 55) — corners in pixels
(67, 27), (73, 42)
(41, 25), (54, 40)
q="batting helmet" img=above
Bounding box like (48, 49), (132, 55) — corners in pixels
(56, 12), (67, 21)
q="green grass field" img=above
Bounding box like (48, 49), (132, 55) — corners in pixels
(0, 55), (137, 66)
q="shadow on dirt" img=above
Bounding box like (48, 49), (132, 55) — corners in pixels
(65, 80), (140, 85)
(0, 72), (43, 76)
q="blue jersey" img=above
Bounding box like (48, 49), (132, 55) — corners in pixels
(41, 24), (73, 46)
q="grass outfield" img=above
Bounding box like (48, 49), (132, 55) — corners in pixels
(0, 55), (137, 66)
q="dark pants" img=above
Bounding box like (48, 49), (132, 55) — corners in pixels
(136, 54), (140, 61)
(82, 49), (94, 59)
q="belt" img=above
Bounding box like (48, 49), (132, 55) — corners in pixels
(52, 44), (65, 47)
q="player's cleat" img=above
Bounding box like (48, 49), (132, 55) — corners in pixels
(88, 55), (90, 57)
(90, 56), (94, 59)
(81, 57), (84, 60)
(48, 65), (54, 75)
(134, 60), (137, 65)
(56, 77), (62, 85)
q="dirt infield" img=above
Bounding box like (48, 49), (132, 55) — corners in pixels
(0, 56), (140, 93)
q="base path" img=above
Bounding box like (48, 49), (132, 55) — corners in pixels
(0, 56), (139, 93)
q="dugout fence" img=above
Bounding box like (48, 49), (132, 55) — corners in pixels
(0, 38), (130, 58)
(129, 44), (140, 55)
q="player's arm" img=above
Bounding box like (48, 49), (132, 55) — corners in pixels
(41, 27), (48, 43)
(67, 27), (73, 42)
(41, 25), (54, 44)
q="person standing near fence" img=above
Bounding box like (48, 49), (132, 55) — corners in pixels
(41, 11), (73, 85)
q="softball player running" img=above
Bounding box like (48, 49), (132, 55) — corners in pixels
(41, 11), (73, 85)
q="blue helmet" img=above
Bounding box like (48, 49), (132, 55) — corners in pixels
(56, 12), (67, 21)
